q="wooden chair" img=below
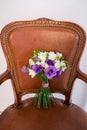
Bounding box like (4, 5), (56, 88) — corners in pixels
(0, 18), (87, 130)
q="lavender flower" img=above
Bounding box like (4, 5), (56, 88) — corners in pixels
(54, 69), (63, 78)
(30, 65), (43, 74)
(21, 66), (28, 74)
(46, 59), (54, 66)
(45, 65), (57, 79)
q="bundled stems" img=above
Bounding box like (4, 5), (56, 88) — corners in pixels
(35, 72), (54, 109)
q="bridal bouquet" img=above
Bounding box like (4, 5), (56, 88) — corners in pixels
(22, 50), (69, 109)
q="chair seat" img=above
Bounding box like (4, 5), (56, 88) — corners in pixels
(0, 98), (87, 130)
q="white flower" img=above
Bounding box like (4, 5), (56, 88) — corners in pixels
(60, 61), (66, 67)
(35, 61), (41, 65)
(29, 58), (35, 66)
(62, 67), (67, 72)
(29, 69), (36, 78)
(56, 52), (63, 58)
(41, 62), (48, 69)
(48, 51), (57, 60)
(38, 52), (47, 62)
(55, 60), (61, 69)
(60, 61), (67, 71)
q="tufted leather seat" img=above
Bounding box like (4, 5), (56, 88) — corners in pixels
(0, 18), (87, 130)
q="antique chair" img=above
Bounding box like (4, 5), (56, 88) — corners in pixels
(0, 18), (87, 130)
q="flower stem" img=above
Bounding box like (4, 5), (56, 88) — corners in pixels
(35, 85), (54, 109)
(38, 72), (48, 83)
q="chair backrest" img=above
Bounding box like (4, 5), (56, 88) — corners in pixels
(0, 18), (86, 105)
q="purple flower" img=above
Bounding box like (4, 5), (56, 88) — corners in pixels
(21, 66), (28, 74)
(30, 65), (43, 74)
(46, 59), (54, 66)
(45, 65), (57, 79)
(54, 69), (63, 78)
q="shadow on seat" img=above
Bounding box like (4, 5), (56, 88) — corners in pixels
(0, 18), (87, 130)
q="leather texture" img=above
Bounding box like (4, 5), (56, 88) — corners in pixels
(0, 18), (87, 130)
(7, 26), (78, 91)
(0, 98), (87, 130)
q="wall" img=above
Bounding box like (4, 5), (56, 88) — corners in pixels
(0, 0), (87, 112)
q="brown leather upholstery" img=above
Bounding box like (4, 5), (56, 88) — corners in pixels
(0, 18), (87, 130)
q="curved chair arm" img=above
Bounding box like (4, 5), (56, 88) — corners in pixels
(0, 70), (11, 85)
(0, 34), (11, 85)
(77, 69), (87, 83)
